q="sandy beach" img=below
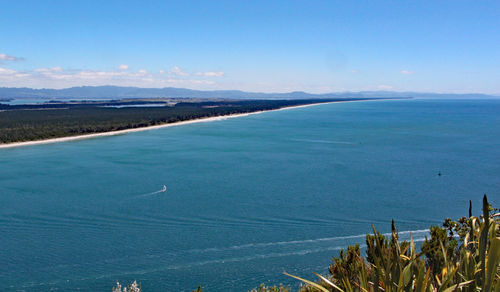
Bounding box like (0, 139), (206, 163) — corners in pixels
(0, 99), (376, 149)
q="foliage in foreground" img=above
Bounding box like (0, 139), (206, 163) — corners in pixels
(250, 283), (291, 292)
(112, 280), (141, 292)
(286, 195), (499, 292)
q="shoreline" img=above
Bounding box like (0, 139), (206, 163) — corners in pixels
(0, 99), (379, 149)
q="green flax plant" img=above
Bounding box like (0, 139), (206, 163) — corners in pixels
(286, 195), (499, 292)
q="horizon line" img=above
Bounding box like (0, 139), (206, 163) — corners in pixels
(0, 85), (499, 97)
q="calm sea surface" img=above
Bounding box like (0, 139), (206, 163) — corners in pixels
(0, 99), (499, 291)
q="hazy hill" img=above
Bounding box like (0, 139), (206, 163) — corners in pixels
(0, 86), (498, 100)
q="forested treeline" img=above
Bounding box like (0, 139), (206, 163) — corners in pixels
(0, 98), (360, 143)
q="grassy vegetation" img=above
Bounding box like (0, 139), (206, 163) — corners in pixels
(0, 98), (355, 144)
(284, 195), (499, 292)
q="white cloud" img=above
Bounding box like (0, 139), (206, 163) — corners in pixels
(400, 70), (414, 75)
(0, 67), (30, 78)
(0, 54), (23, 62)
(34, 66), (63, 73)
(169, 66), (189, 76)
(74, 70), (128, 79)
(0, 67), (17, 75)
(1, 64), (225, 89)
(0, 66), (218, 89)
(350, 70), (357, 73)
(163, 78), (215, 85)
(377, 84), (393, 90)
(196, 71), (224, 77)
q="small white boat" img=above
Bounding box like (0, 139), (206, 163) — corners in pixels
(161, 185), (167, 192)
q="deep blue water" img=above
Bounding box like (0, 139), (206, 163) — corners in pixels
(0, 99), (499, 291)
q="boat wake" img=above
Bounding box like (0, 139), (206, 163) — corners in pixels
(186, 229), (430, 254)
(167, 236), (430, 270)
(15, 229), (430, 289)
(290, 138), (356, 145)
(127, 185), (167, 200)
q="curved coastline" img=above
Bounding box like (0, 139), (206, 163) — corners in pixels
(0, 99), (379, 149)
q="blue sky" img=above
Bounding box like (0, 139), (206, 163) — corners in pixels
(0, 0), (499, 93)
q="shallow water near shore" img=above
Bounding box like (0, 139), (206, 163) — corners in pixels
(0, 99), (499, 291)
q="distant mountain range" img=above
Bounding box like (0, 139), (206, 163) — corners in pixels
(0, 86), (498, 100)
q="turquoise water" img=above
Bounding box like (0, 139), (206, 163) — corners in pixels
(0, 99), (499, 291)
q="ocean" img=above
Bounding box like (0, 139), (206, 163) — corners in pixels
(0, 99), (498, 291)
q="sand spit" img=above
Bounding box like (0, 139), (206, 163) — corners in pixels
(0, 99), (382, 149)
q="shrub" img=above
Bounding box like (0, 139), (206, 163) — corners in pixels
(287, 195), (499, 292)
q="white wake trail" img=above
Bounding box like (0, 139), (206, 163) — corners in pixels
(291, 138), (357, 145)
(187, 229), (430, 254)
(127, 186), (167, 200)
